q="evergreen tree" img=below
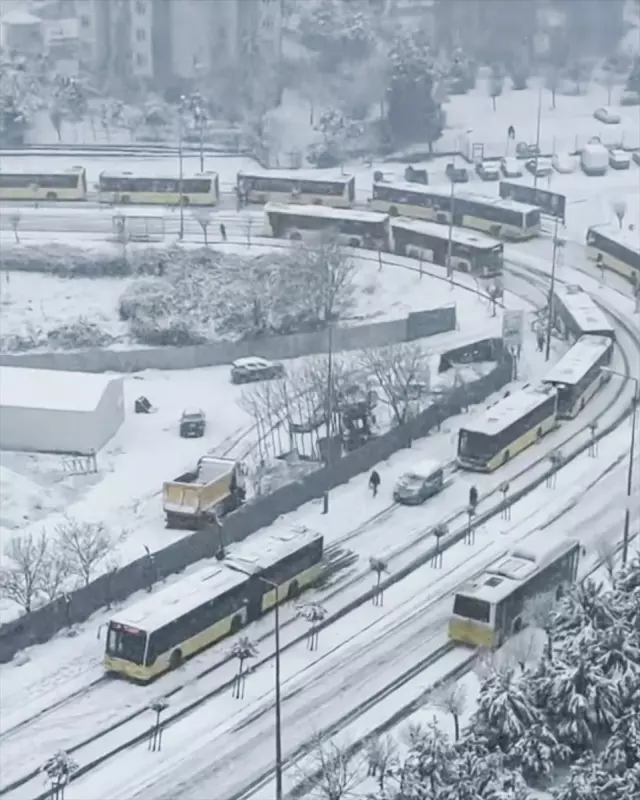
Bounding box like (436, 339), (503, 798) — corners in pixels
(470, 667), (540, 753)
(601, 708), (640, 774)
(507, 721), (570, 783)
(396, 720), (455, 797)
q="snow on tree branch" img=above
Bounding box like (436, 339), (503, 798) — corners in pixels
(54, 518), (114, 587)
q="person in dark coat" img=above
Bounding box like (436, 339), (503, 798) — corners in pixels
(469, 485), (478, 510)
(369, 470), (381, 497)
(536, 330), (545, 352)
(220, 222), (227, 242)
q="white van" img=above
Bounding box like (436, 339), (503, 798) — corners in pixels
(581, 139), (609, 176)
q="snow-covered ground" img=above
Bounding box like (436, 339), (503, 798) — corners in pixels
(4, 427), (631, 800)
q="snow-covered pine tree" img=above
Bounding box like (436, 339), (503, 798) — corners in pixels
(396, 720), (455, 797)
(553, 580), (616, 639)
(507, 721), (571, 783)
(601, 707), (640, 774)
(470, 666), (540, 753)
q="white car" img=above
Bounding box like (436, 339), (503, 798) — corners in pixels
(230, 356), (285, 384)
(609, 149), (630, 170)
(552, 152), (578, 174)
(500, 157), (523, 178)
(593, 107), (621, 124)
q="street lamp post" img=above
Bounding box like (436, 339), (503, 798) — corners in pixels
(227, 567), (283, 799)
(533, 85), (543, 189)
(601, 367), (639, 565)
(178, 95), (186, 240)
(446, 177), (455, 287)
(323, 320), (334, 514)
(544, 215), (561, 361)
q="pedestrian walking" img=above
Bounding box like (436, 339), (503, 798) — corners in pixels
(469, 485), (478, 510)
(369, 470), (381, 497)
(220, 222), (227, 242)
(536, 330), (545, 352)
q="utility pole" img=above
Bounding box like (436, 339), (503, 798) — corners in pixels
(446, 176), (455, 287)
(274, 585), (283, 800)
(544, 215), (560, 361)
(322, 321), (334, 514)
(533, 85), (542, 189)
(178, 95), (186, 240)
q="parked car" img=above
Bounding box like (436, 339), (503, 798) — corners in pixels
(445, 162), (469, 183)
(230, 356), (285, 384)
(593, 107), (621, 124)
(552, 152), (578, 174)
(500, 157), (523, 178)
(515, 142), (540, 159)
(475, 161), (500, 181)
(620, 90), (640, 107)
(180, 409), (206, 438)
(393, 461), (446, 505)
(525, 157), (553, 177)
(633, 150), (640, 166)
(609, 148), (630, 170)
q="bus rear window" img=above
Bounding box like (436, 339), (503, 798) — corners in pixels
(453, 595), (491, 623)
(106, 623), (146, 664)
(526, 209), (541, 227)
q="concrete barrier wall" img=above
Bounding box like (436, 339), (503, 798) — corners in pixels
(0, 346), (512, 663)
(0, 310), (453, 374)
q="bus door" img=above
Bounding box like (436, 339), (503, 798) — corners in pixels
(245, 576), (266, 621)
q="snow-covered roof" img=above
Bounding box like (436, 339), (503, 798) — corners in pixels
(588, 224), (640, 256)
(238, 169), (354, 185)
(460, 385), (557, 437)
(1, 10), (42, 25)
(390, 216), (502, 250)
(373, 180), (538, 213)
(553, 285), (614, 336)
(231, 356), (272, 369)
(542, 335), (613, 387)
(110, 567), (249, 632)
(99, 170), (216, 181)
(224, 528), (323, 575)
(0, 367), (118, 413)
(455, 538), (580, 606)
(265, 202), (388, 224)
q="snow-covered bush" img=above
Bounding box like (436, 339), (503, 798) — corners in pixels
(0, 243), (129, 277)
(130, 315), (207, 346)
(118, 277), (173, 321)
(46, 318), (114, 350)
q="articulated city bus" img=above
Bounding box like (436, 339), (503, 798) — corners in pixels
(238, 169), (355, 208)
(552, 284), (615, 342)
(98, 171), (220, 206)
(370, 181), (541, 240)
(586, 225), (640, 286)
(0, 166), (87, 201)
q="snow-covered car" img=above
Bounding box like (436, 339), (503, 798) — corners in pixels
(593, 107), (621, 124)
(515, 142), (540, 159)
(230, 356), (285, 384)
(393, 462), (445, 506)
(445, 163), (469, 183)
(525, 157), (553, 177)
(552, 152), (578, 174)
(500, 157), (523, 178)
(180, 409), (206, 438)
(475, 161), (500, 181)
(608, 149), (630, 170)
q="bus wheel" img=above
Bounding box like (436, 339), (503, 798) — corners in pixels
(289, 231), (302, 241)
(45, 191), (58, 201)
(169, 649), (183, 670)
(230, 614), (242, 634)
(389, 206), (399, 217)
(121, 195), (130, 204)
(180, 196), (190, 205)
(287, 580), (300, 600)
(348, 237), (360, 248)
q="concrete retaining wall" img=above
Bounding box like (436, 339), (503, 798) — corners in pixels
(0, 346), (512, 663)
(0, 308), (456, 373)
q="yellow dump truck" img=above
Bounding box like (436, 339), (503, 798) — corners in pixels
(163, 456), (246, 529)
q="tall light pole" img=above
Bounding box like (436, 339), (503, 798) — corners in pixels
(227, 568), (283, 799)
(544, 215), (560, 361)
(322, 320), (334, 514)
(446, 176), (455, 287)
(178, 95), (186, 240)
(601, 368), (639, 566)
(533, 84), (543, 189)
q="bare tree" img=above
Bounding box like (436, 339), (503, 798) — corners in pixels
(299, 734), (364, 800)
(39, 550), (70, 603)
(191, 208), (212, 246)
(359, 342), (431, 429)
(230, 636), (258, 699)
(41, 750), (78, 800)
(243, 216), (254, 247)
(523, 591), (557, 662)
(300, 603), (328, 651)
(369, 556), (389, 606)
(55, 518), (113, 586)
(611, 199), (627, 229)
(294, 236), (358, 322)
(9, 211), (21, 244)
(364, 734), (398, 792)
(0, 532), (50, 613)
(430, 681), (467, 741)
(595, 534), (617, 583)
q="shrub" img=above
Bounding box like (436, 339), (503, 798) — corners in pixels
(46, 319), (114, 350)
(118, 278), (173, 321)
(0, 244), (130, 277)
(130, 316), (206, 346)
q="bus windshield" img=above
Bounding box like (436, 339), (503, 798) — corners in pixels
(453, 595), (490, 622)
(106, 623), (146, 664)
(458, 430), (494, 459)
